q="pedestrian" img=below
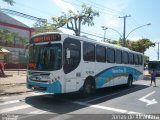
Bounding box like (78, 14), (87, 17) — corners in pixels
(0, 60), (5, 77)
(150, 70), (156, 87)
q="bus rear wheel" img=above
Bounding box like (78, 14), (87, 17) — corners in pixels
(82, 79), (95, 97)
(127, 75), (133, 87)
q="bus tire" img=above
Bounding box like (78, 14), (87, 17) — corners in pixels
(82, 79), (96, 97)
(127, 75), (133, 87)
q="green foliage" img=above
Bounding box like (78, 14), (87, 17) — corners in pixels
(0, 29), (28, 43)
(52, 14), (68, 29)
(126, 38), (155, 53)
(33, 22), (60, 34)
(107, 39), (122, 46)
(0, 29), (17, 42)
(80, 4), (99, 26)
(52, 3), (99, 36)
(2, 0), (15, 5)
(106, 38), (155, 53)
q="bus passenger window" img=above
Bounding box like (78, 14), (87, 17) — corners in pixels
(96, 45), (106, 62)
(106, 48), (115, 63)
(115, 50), (122, 64)
(129, 53), (134, 64)
(83, 42), (95, 62)
(134, 54), (138, 65)
(122, 51), (129, 64)
(138, 55), (143, 65)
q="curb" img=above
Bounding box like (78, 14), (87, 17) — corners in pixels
(4, 69), (27, 71)
(0, 90), (32, 96)
(0, 83), (26, 85)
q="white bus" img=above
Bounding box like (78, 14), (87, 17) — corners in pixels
(27, 32), (144, 96)
(148, 60), (160, 76)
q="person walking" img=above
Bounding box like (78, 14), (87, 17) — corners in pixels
(150, 70), (156, 87)
(0, 61), (5, 77)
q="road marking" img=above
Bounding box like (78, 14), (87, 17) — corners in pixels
(1, 97), (9, 99)
(48, 114), (72, 120)
(30, 92), (44, 95)
(72, 101), (142, 114)
(85, 81), (151, 103)
(0, 104), (32, 113)
(0, 99), (24, 106)
(28, 110), (47, 114)
(139, 91), (158, 106)
(85, 85), (142, 103)
(17, 110), (48, 120)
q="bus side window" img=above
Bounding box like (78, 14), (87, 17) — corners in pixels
(129, 53), (134, 65)
(96, 45), (106, 62)
(63, 38), (81, 74)
(134, 54), (138, 65)
(138, 55), (143, 65)
(83, 42), (95, 62)
(106, 48), (115, 63)
(115, 49), (122, 64)
(122, 51), (129, 64)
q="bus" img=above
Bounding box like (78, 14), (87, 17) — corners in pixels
(27, 32), (144, 96)
(148, 60), (160, 76)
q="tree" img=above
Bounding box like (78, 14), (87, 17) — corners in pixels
(0, 29), (17, 42)
(33, 22), (61, 34)
(107, 38), (155, 53)
(52, 4), (99, 36)
(2, 0), (15, 6)
(1, 0), (15, 43)
(0, 29), (28, 44)
(126, 38), (155, 53)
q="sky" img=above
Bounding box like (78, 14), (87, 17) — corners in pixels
(0, 0), (160, 60)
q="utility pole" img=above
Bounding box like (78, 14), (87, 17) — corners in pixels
(102, 26), (108, 41)
(158, 42), (159, 60)
(119, 15), (131, 47)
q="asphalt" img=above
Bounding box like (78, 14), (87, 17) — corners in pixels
(0, 70), (150, 96)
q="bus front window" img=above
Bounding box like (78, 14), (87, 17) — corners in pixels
(28, 44), (62, 71)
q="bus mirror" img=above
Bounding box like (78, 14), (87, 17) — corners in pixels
(66, 49), (71, 59)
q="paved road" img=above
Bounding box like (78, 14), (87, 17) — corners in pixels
(0, 79), (160, 120)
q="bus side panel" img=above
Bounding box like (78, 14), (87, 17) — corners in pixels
(94, 65), (143, 88)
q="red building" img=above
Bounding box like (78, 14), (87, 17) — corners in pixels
(0, 12), (34, 69)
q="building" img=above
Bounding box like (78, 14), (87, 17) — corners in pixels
(0, 12), (33, 69)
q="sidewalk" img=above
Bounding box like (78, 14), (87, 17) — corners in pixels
(0, 70), (32, 96)
(143, 70), (151, 80)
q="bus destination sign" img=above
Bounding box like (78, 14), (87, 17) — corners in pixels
(30, 34), (61, 43)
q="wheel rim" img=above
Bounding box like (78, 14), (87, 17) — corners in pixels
(128, 76), (133, 87)
(129, 80), (132, 86)
(85, 84), (91, 94)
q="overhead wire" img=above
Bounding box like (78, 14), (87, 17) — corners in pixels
(2, 0), (154, 43)
(79, 0), (153, 40)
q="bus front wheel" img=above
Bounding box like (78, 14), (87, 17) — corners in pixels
(82, 79), (95, 97)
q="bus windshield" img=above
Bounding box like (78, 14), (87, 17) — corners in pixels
(28, 43), (62, 71)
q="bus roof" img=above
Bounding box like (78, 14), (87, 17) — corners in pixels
(68, 33), (143, 55)
(31, 32), (143, 55)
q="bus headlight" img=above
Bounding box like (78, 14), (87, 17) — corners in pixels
(48, 79), (55, 84)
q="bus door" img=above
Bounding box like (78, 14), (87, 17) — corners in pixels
(63, 38), (81, 93)
(64, 65), (82, 93)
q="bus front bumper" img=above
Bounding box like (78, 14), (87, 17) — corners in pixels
(27, 79), (62, 94)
